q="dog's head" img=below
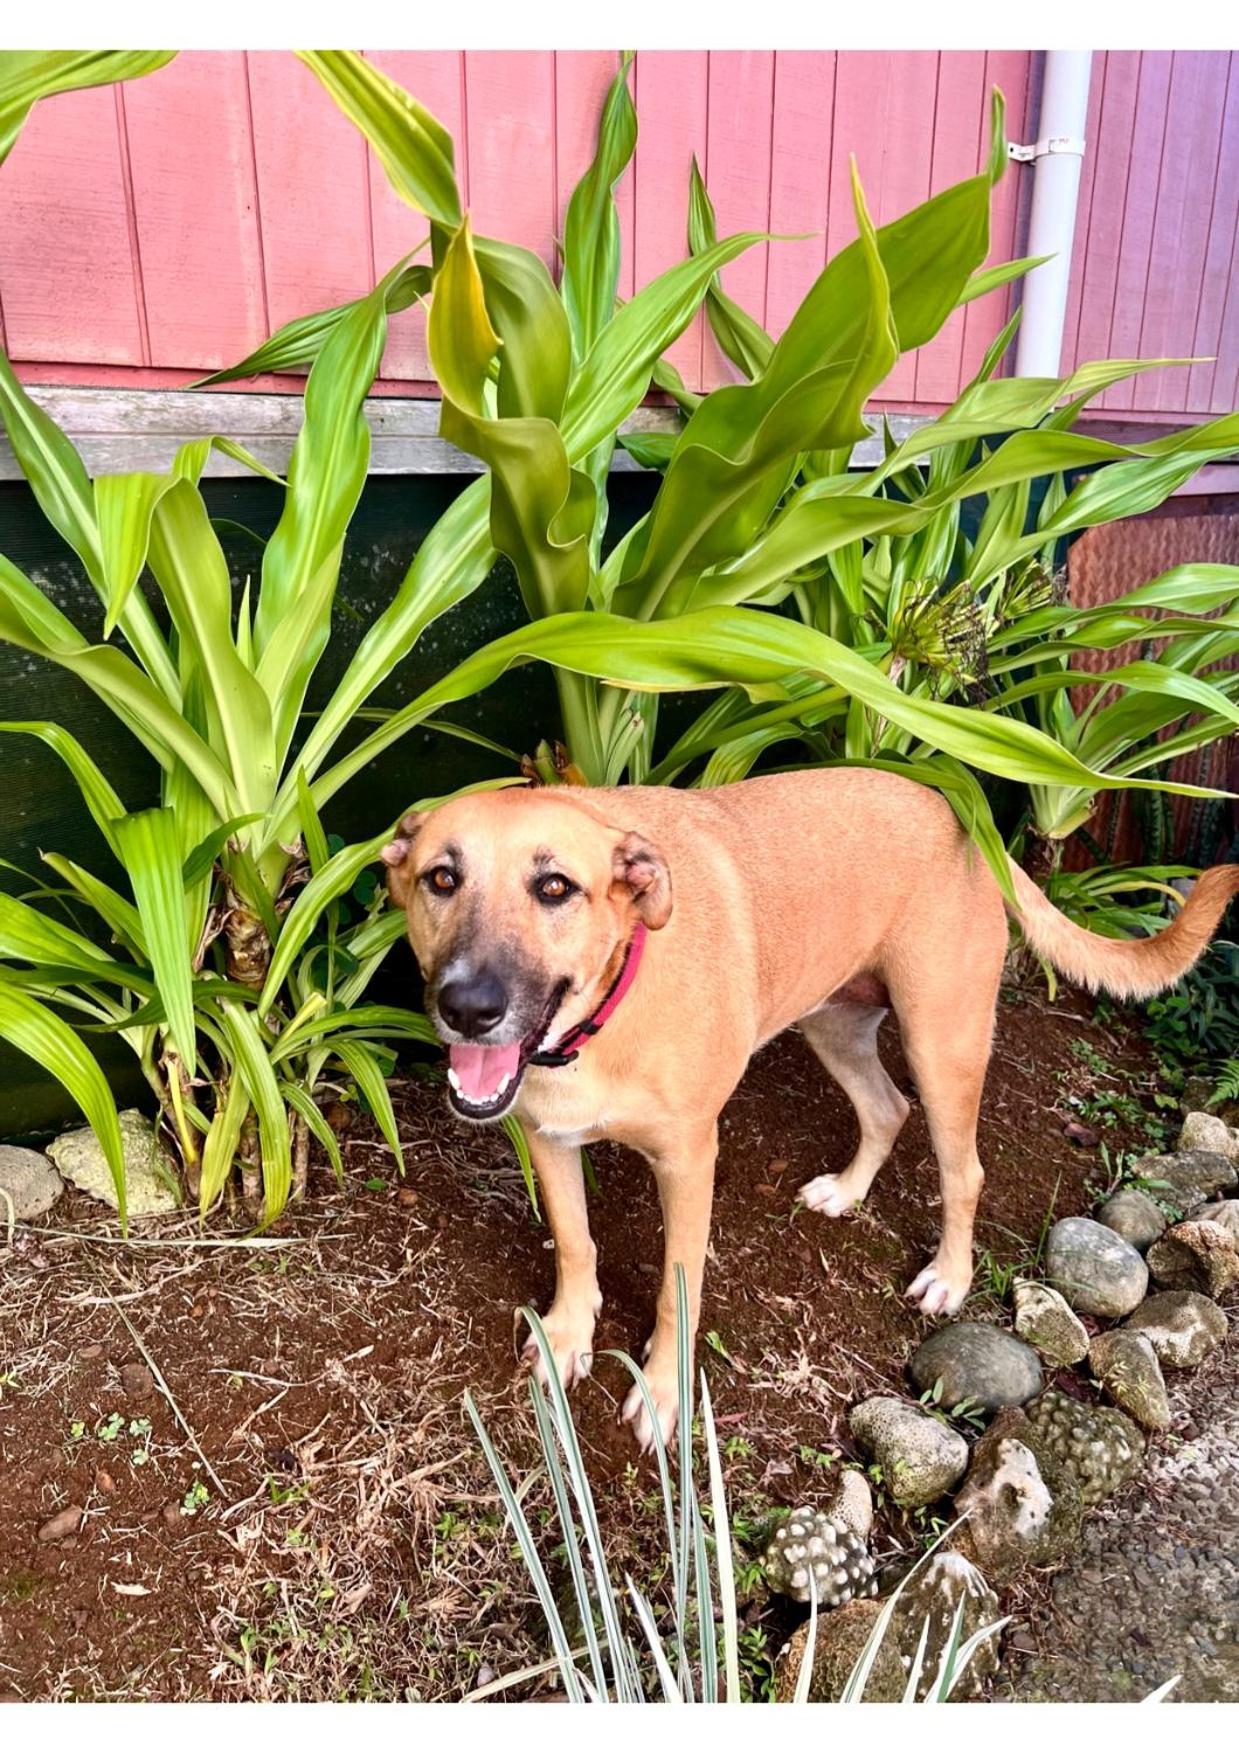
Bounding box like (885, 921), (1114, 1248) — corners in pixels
(381, 787), (671, 1122)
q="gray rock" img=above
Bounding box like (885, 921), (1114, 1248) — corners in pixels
(0, 1145), (63, 1223)
(46, 1109), (179, 1216)
(763, 1508), (876, 1606)
(908, 1320), (1043, 1414)
(1095, 1187), (1167, 1252)
(849, 1397), (968, 1508)
(1146, 1220), (1239, 1298)
(1129, 1150), (1238, 1212)
(1045, 1216), (1148, 1317)
(1192, 1198), (1239, 1239)
(1088, 1330), (1171, 1431)
(1024, 1388), (1146, 1507)
(775, 1599), (904, 1703)
(1013, 1279), (1090, 1367)
(1178, 1111), (1239, 1162)
(887, 1552), (1002, 1700)
(953, 1407), (1083, 1583)
(1125, 1290), (1229, 1370)
(825, 1469), (873, 1541)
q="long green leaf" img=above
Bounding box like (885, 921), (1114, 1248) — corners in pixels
(296, 50), (462, 228)
(219, 1000), (292, 1222)
(561, 53), (637, 360)
(113, 808), (196, 1076)
(0, 50), (174, 164)
(0, 982), (128, 1223)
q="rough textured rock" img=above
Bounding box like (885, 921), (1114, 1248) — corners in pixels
(1125, 1290), (1229, 1370)
(45, 1109), (178, 1216)
(1095, 1187), (1168, 1252)
(952, 1408), (1083, 1583)
(0, 1145), (63, 1224)
(1088, 1329), (1171, 1431)
(907, 1321), (1043, 1413)
(1024, 1387), (1145, 1507)
(1191, 1199), (1239, 1240)
(775, 1600), (904, 1703)
(1147, 1220), (1239, 1298)
(849, 1397), (968, 1508)
(1130, 1150), (1238, 1213)
(1045, 1215), (1148, 1317)
(1178, 1111), (1239, 1162)
(884, 1552), (1002, 1700)
(824, 1469), (873, 1541)
(1013, 1279), (1090, 1366)
(763, 1508), (876, 1605)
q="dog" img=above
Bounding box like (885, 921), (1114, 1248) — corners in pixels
(381, 768), (1239, 1449)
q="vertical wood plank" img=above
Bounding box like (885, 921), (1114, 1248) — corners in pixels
(554, 51), (635, 301)
(246, 52), (374, 338)
(700, 50), (776, 386)
(828, 52), (939, 403)
(1189, 56), (1239, 411)
(1141, 52), (1232, 411)
(914, 51), (988, 404)
(0, 83), (144, 365)
(959, 48), (1035, 387)
(122, 51), (267, 371)
(764, 51), (835, 340)
(365, 51), (466, 382)
(462, 51), (556, 264)
(1100, 51), (1174, 409)
(1069, 54), (1141, 381)
(631, 50), (710, 389)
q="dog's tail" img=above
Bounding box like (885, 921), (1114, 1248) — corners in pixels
(1005, 858), (1239, 1002)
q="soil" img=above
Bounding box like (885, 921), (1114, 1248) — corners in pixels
(0, 980), (1192, 1701)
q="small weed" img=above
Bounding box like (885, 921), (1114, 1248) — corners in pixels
(736, 1624), (776, 1702)
(918, 1377), (987, 1431)
(181, 1479), (210, 1517)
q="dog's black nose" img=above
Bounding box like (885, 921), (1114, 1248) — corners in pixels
(437, 969), (509, 1038)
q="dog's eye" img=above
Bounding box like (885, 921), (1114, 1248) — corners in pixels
(535, 873), (575, 905)
(425, 866), (458, 896)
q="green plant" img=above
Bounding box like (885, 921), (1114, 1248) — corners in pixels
(229, 52), (1237, 914)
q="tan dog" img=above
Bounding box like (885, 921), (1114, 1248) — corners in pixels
(382, 769), (1239, 1448)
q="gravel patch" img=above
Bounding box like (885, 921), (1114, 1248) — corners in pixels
(998, 1314), (1238, 1702)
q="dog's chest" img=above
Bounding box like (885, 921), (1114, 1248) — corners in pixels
(517, 1062), (624, 1148)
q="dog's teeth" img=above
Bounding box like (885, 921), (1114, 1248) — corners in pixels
(447, 1069), (462, 1095)
(496, 1074), (511, 1096)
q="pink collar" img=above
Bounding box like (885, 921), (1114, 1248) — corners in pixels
(528, 923), (647, 1068)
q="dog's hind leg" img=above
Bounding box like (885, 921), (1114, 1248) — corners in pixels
(798, 1001), (910, 1218)
(892, 963), (1001, 1318)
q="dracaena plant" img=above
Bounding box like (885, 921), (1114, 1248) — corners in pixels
(632, 164), (1239, 867)
(274, 50), (1233, 910)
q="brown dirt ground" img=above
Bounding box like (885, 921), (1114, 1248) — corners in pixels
(0, 979), (1180, 1702)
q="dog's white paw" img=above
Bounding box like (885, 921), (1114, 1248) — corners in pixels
(905, 1261), (970, 1317)
(800, 1173), (862, 1218)
(621, 1374), (679, 1453)
(521, 1307), (597, 1391)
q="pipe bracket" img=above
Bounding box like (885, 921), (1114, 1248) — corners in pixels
(1008, 135), (1087, 163)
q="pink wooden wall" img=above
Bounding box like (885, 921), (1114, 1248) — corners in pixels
(0, 50), (1235, 421)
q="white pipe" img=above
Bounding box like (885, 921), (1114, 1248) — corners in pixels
(1012, 51), (1093, 379)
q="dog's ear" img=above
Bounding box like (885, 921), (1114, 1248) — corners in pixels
(611, 831), (673, 930)
(380, 811), (423, 909)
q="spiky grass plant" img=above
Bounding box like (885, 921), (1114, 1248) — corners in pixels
(465, 1267), (1008, 1703)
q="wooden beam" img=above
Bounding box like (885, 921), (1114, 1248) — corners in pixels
(0, 386), (929, 481)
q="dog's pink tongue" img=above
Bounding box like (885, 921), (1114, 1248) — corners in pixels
(450, 1041), (521, 1102)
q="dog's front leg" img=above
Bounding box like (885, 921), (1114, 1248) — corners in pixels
(521, 1130), (601, 1391)
(623, 1123), (718, 1452)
